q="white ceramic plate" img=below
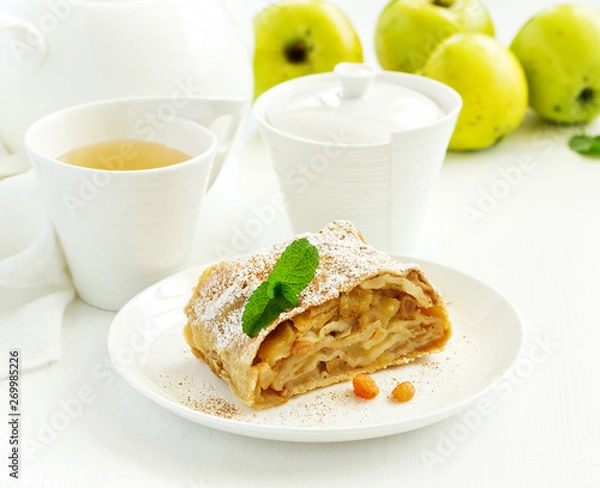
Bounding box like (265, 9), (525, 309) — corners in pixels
(107, 255), (524, 443)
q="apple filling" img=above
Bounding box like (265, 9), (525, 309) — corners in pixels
(250, 271), (450, 407)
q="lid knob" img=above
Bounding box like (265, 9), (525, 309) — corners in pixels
(334, 63), (375, 100)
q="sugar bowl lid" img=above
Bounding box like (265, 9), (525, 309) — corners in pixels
(266, 63), (444, 144)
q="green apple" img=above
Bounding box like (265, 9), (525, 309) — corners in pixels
(375, 0), (494, 74)
(511, 4), (600, 123)
(422, 33), (528, 151)
(253, 0), (363, 99)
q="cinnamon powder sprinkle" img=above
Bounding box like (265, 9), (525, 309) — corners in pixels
(183, 395), (240, 419)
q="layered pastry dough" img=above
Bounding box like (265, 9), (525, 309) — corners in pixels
(184, 221), (451, 409)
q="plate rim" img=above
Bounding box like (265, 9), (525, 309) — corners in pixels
(107, 254), (525, 442)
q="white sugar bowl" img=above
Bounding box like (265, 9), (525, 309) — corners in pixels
(254, 63), (462, 253)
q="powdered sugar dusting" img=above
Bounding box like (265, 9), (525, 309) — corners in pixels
(186, 221), (416, 363)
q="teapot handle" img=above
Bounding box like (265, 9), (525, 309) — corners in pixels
(0, 13), (47, 67)
(0, 14), (47, 176)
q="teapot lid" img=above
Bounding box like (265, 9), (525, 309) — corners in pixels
(266, 63), (444, 145)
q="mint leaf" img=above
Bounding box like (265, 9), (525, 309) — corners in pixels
(241, 282), (284, 338)
(569, 134), (600, 157)
(278, 283), (300, 308)
(265, 281), (298, 307)
(269, 238), (320, 294)
(241, 238), (319, 337)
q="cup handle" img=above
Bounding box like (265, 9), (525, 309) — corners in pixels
(178, 97), (249, 189)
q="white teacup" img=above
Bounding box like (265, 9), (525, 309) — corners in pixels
(25, 96), (248, 311)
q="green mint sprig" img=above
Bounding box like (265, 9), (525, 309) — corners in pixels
(242, 238), (319, 338)
(569, 134), (600, 157)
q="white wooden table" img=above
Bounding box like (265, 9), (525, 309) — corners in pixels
(4, 0), (600, 486)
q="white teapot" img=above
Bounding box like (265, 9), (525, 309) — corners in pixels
(0, 0), (253, 177)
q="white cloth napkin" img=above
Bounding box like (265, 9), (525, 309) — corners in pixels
(0, 171), (74, 378)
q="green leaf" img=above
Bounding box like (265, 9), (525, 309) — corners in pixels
(265, 281), (298, 308)
(241, 282), (285, 338)
(569, 134), (600, 157)
(278, 283), (299, 308)
(241, 238), (319, 337)
(269, 238), (320, 294)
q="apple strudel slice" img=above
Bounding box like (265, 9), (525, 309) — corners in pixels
(184, 221), (451, 409)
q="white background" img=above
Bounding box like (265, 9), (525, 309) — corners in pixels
(2, 0), (600, 486)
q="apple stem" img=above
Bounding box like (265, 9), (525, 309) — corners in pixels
(285, 41), (308, 64)
(578, 88), (594, 105)
(432, 0), (454, 6)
